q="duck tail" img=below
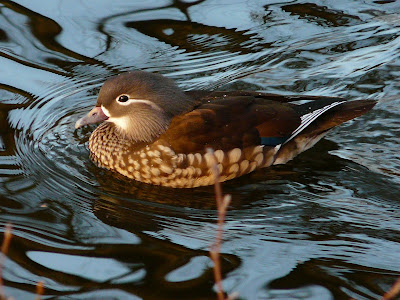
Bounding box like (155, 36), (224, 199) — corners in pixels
(273, 99), (377, 165)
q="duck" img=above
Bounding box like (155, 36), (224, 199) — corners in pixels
(75, 71), (376, 188)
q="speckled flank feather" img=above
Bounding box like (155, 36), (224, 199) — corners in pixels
(90, 123), (278, 188)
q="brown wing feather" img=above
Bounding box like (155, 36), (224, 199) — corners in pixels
(159, 96), (301, 154)
(185, 90), (345, 103)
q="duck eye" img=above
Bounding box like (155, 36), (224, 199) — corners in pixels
(117, 95), (129, 103)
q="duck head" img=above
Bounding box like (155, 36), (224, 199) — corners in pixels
(75, 71), (195, 142)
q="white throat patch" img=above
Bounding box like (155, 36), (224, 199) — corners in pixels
(108, 116), (131, 131)
(101, 105), (129, 131)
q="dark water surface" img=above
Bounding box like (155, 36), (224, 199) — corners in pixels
(0, 1), (400, 299)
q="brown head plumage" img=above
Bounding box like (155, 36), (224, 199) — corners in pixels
(79, 71), (197, 143)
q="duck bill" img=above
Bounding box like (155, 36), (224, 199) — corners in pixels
(75, 106), (109, 129)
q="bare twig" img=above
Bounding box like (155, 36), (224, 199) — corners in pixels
(0, 224), (12, 300)
(207, 149), (237, 300)
(382, 276), (400, 300)
(0, 225), (43, 300)
(35, 281), (44, 300)
(0, 226), (11, 256)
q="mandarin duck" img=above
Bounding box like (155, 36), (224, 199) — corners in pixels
(75, 71), (375, 188)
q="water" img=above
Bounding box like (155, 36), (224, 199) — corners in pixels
(0, 0), (399, 299)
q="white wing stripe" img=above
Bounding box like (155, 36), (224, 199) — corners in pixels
(284, 101), (346, 144)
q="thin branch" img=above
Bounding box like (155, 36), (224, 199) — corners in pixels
(0, 224), (12, 300)
(207, 148), (237, 300)
(35, 281), (44, 300)
(382, 276), (400, 300)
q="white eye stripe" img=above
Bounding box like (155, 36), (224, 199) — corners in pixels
(115, 98), (163, 111)
(116, 98), (149, 106)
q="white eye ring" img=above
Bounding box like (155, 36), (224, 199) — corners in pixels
(117, 95), (129, 103)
